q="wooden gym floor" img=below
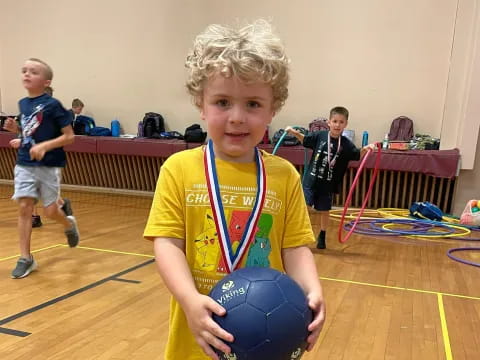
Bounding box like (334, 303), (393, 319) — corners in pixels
(0, 184), (478, 359)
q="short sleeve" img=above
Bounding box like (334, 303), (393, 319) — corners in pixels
(282, 164), (315, 248)
(143, 157), (186, 241)
(53, 100), (72, 129)
(302, 133), (317, 149)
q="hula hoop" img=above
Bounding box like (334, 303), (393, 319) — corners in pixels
(380, 221), (455, 237)
(272, 126), (309, 181)
(377, 208), (410, 219)
(447, 247), (480, 267)
(338, 143), (382, 243)
(329, 208), (380, 219)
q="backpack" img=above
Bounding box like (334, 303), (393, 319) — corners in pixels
(184, 124), (207, 143)
(409, 201), (443, 221)
(160, 131), (184, 140)
(142, 112), (165, 139)
(90, 126), (112, 136)
(309, 117), (329, 133)
(272, 127), (307, 146)
(73, 115), (96, 135)
(388, 116), (414, 141)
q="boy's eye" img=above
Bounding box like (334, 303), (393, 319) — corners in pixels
(216, 99), (229, 107)
(247, 101), (261, 108)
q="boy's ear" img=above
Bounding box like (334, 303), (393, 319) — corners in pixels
(197, 96), (206, 120)
(44, 79), (52, 88)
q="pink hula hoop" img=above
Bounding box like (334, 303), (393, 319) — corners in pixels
(338, 143), (382, 243)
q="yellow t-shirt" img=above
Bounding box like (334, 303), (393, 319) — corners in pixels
(144, 146), (314, 360)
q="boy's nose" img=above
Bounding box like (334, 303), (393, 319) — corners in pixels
(228, 106), (247, 123)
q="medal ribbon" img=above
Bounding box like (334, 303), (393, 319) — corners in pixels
(327, 131), (341, 168)
(204, 139), (266, 273)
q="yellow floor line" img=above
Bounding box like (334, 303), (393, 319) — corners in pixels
(58, 244), (155, 258)
(437, 293), (453, 360)
(0, 244), (64, 262)
(320, 276), (480, 301)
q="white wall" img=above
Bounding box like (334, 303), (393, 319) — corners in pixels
(0, 0), (458, 147)
(441, 0), (480, 169)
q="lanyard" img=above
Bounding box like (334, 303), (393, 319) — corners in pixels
(203, 140), (266, 273)
(327, 132), (341, 168)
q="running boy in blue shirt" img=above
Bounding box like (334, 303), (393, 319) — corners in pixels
(8, 58), (80, 279)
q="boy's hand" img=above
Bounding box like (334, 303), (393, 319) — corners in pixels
(9, 138), (21, 149)
(183, 293), (234, 359)
(29, 143), (47, 161)
(364, 143), (376, 152)
(305, 291), (326, 351)
(360, 143), (377, 158)
(4, 117), (19, 133)
(285, 126), (294, 133)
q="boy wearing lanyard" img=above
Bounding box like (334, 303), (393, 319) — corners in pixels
(286, 107), (375, 249)
(144, 20), (325, 360)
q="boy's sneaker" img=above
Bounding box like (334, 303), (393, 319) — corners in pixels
(316, 231), (326, 249)
(11, 256), (38, 279)
(316, 238), (326, 249)
(61, 198), (73, 216)
(65, 215), (80, 247)
(32, 215), (42, 228)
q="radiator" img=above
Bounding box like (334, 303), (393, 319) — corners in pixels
(332, 168), (456, 213)
(0, 148), (456, 213)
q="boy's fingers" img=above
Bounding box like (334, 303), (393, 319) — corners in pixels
(209, 321), (234, 343)
(209, 300), (226, 317)
(197, 338), (219, 360)
(205, 331), (231, 355)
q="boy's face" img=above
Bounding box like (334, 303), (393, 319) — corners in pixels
(328, 113), (348, 138)
(200, 75), (274, 163)
(72, 106), (83, 115)
(21, 60), (51, 93)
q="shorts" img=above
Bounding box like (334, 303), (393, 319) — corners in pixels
(303, 186), (332, 211)
(12, 165), (61, 207)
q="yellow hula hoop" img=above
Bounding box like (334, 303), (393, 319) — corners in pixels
(329, 208), (380, 219)
(441, 215), (460, 224)
(381, 222), (471, 238)
(350, 210), (382, 219)
(377, 208), (410, 219)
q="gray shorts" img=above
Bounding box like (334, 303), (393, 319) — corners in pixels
(12, 165), (61, 207)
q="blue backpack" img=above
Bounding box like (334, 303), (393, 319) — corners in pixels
(409, 201), (443, 221)
(90, 127), (112, 136)
(73, 115), (111, 136)
(73, 115), (95, 135)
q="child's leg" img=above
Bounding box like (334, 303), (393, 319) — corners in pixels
(11, 165), (40, 278)
(313, 194), (332, 249)
(17, 197), (35, 258)
(43, 202), (70, 228)
(39, 167), (79, 247)
(319, 210), (330, 232)
(31, 206), (42, 228)
(57, 170), (73, 216)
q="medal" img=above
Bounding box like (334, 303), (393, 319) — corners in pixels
(204, 140), (266, 273)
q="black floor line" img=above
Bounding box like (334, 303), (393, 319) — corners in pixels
(111, 278), (141, 284)
(0, 259), (154, 336)
(0, 327), (30, 337)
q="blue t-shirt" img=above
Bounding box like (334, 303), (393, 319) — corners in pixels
(17, 94), (72, 167)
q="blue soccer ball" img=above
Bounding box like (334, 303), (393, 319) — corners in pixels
(209, 267), (313, 360)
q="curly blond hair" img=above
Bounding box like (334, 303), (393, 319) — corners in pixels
(185, 19), (290, 112)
